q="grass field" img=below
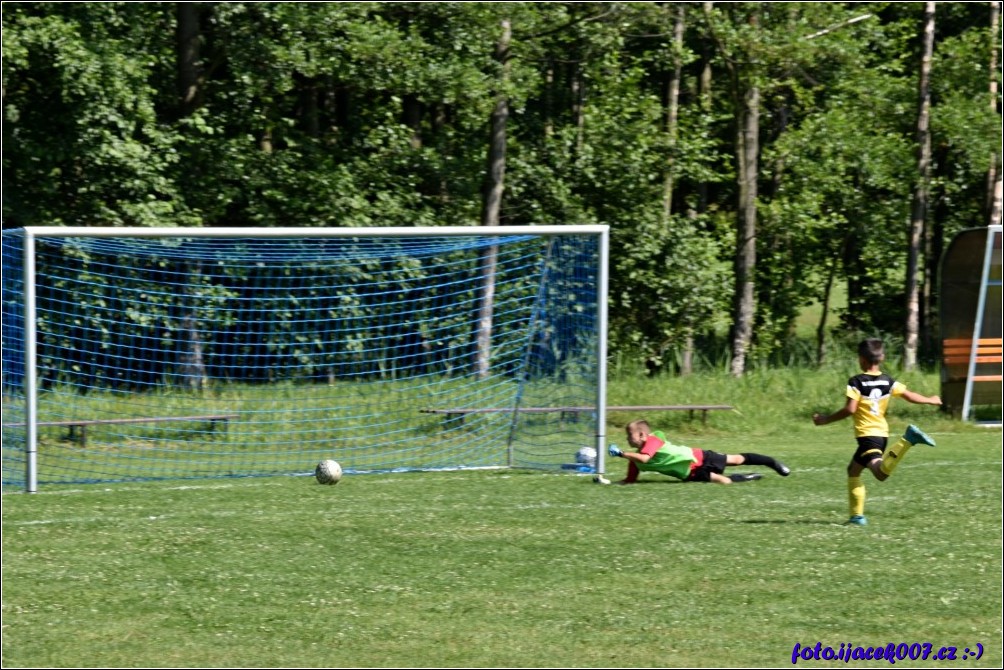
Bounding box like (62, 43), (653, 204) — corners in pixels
(3, 367), (1002, 668)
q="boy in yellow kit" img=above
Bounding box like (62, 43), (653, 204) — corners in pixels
(812, 338), (942, 526)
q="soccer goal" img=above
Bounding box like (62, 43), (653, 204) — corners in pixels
(2, 226), (609, 492)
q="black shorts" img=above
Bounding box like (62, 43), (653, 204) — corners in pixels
(688, 449), (727, 482)
(853, 436), (887, 467)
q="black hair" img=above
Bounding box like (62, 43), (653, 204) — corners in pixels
(857, 338), (885, 365)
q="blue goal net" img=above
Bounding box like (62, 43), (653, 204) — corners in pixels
(2, 228), (606, 490)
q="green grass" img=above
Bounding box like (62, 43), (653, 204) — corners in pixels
(3, 367), (1002, 668)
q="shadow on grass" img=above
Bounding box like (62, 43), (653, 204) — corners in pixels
(736, 518), (845, 526)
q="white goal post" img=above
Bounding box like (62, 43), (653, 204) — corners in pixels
(2, 226), (609, 492)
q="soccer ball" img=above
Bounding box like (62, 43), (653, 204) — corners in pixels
(315, 459), (343, 485)
(575, 446), (597, 468)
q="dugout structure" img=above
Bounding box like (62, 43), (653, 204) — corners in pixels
(2, 226), (609, 492)
(939, 225), (1002, 423)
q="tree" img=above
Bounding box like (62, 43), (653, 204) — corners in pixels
(905, 2), (935, 371)
(474, 18), (511, 379)
(703, 3), (763, 376)
(987, 0), (1002, 227)
(2, 3), (189, 228)
(661, 4), (686, 222)
(4, 2), (998, 373)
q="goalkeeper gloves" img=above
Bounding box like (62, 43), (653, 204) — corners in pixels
(608, 444), (624, 458)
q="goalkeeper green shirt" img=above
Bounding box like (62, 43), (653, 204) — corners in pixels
(635, 430), (699, 480)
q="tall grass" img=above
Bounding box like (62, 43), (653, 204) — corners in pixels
(605, 354), (977, 443)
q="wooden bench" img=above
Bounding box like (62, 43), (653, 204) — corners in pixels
(421, 404), (734, 429)
(943, 338), (1003, 383)
(1, 414), (238, 448)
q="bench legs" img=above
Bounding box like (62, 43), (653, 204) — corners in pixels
(61, 418), (230, 447)
(442, 414), (465, 430)
(686, 410), (710, 425)
(68, 425), (87, 448)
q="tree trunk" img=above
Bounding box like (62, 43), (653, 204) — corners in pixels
(816, 255), (839, 367)
(923, 205), (943, 355)
(571, 65), (585, 158)
(175, 4), (208, 390)
(905, 1), (935, 371)
(730, 81), (759, 377)
(176, 3), (202, 118)
(661, 5), (685, 222)
(299, 76), (320, 137)
(177, 262), (208, 391)
(988, 0), (1002, 227)
(403, 94), (422, 149)
(700, 3), (714, 115)
(694, 2), (718, 215)
(686, 1), (715, 372)
(544, 59), (555, 139)
(474, 19), (511, 379)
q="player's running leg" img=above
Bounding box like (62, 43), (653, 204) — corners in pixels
(879, 424), (936, 477)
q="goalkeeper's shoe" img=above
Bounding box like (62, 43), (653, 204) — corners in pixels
(904, 424), (936, 447)
(772, 460), (791, 477)
(845, 515), (868, 526)
(729, 473), (763, 483)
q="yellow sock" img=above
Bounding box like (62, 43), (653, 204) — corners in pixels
(879, 437), (913, 477)
(848, 476), (865, 517)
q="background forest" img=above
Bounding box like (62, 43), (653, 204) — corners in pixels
(3, 2), (1001, 374)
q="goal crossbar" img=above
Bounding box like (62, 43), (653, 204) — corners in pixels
(17, 225), (609, 238)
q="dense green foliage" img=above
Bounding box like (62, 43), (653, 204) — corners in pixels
(3, 2), (999, 367)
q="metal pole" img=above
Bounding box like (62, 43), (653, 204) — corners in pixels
(595, 227), (609, 475)
(23, 231), (38, 493)
(20, 225), (609, 238)
(961, 225), (1001, 421)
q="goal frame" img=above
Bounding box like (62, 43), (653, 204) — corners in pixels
(10, 225), (610, 492)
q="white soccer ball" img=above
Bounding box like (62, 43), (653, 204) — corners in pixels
(575, 446), (597, 468)
(315, 459), (343, 485)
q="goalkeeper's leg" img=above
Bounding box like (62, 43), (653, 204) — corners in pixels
(737, 452), (791, 476)
(879, 424), (936, 477)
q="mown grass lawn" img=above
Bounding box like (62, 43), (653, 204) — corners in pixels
(3, 367), (1001, 668)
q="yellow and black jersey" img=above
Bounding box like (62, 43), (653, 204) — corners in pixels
(845, 371), (906, 437)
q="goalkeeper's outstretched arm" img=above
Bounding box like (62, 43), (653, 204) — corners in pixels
(619, 460), (640, 485)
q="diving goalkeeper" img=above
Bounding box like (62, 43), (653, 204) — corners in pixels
(607, 419), (791, 484)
